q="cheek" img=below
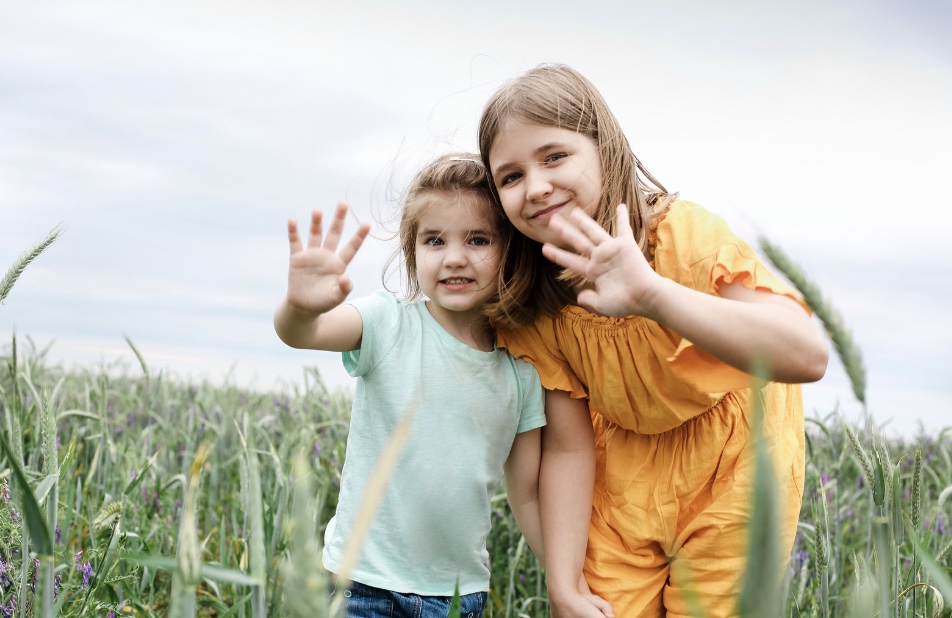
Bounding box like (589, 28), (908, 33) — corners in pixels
(498, 193), (521, 221)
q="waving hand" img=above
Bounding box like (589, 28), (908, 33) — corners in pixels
(285, 201), (371, 314)
(542, 204), (663, 320)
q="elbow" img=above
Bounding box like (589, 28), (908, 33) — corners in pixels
(785, 339), (829, 384)
(800, 332), (830, 383)
(804, 343), (830, 383)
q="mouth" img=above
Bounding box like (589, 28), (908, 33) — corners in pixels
(529, 202), (567, 221)
(440, 277), (475, 286)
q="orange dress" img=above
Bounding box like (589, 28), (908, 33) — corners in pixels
(497, 200), (806, 618)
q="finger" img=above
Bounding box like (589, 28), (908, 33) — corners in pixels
(323, 201), (350, 252)
(338, 272), (354, 297)
(542, 242), (590, 276)
(306, 209), (324, 249)
(568, 207), (612, 245)
(575, 288), (599, 314)
(614, 203), (633, 239)
(337, 222), (371, 265)
(287, 218), (303, 255)
(586, 595), (615, 618)
(550, 213), (596, 257)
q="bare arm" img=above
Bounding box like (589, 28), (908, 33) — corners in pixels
(506, 416), (614, 618)
(539, 390), (609, 618)
(543, 204), (829, 383)
(273, 202), (371, 351)
(504, 428), (543, 558)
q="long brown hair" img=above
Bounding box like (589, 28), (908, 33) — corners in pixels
(478, 64), (674, 327)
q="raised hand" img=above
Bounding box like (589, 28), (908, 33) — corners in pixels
(285, 202), (371, 315)
(541, 204), (663, 320)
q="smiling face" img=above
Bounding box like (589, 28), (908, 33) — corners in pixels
(414, 190), (502, 328)
(488, 121), (603, 247)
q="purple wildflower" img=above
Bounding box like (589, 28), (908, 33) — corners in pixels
(30, 557), (39, 593)
(78, 561), (92, 589)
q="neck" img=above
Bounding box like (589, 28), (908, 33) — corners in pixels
(425, 302), (495, 352)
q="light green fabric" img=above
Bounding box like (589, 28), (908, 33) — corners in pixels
(322, 291), (545, 595)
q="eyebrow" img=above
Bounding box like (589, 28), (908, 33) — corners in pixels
(492, 142), (568, 178)
(417, 227), (496, 237)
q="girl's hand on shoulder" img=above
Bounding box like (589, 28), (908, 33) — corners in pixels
(542, 204), (661, 319)
(285, 202), (370, 314)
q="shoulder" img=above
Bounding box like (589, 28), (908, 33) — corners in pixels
(347, 291), (427, 340)
(653, 200), (741, 265)
(496, 314), (561, 357)
(656, 200), (732, 240)
(348, 290), (419, 317)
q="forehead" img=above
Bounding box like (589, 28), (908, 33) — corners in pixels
(416, 191), (496, 231)
(489, 121), (595, 161)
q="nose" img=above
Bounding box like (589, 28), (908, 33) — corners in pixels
(525, 171), (552, 202)
(444, 243), (468, 267)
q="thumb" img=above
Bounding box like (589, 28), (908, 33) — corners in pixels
(585, 594), (615, 618)
(575, 289), (599, 314)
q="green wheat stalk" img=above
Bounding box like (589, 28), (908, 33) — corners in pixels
(759, 236), (866, 404)
(736, 360), (783, 618)
(0, 224), (62, 304)
(280, 452), (335, 618)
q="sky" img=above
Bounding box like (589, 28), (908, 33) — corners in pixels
(1, 0), (950, 436)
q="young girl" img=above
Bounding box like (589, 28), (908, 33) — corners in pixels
(478, 65), (830, 618)
(274, 154), (605, 618)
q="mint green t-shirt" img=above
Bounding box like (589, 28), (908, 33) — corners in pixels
(321, 291), (546, 595)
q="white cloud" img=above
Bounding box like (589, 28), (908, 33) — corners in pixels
(2, 0), (950, 435)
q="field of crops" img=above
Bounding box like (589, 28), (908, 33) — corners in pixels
(3, 230), (952, 617)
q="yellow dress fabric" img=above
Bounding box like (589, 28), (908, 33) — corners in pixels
(497, 200), (806, 617)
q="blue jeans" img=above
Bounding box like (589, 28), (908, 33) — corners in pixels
(338, 580), (487, 618)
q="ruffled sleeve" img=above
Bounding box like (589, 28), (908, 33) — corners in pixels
(497, 318), (589, 399)
(652, 201), (812, 393)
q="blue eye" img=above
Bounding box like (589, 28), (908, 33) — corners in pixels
(424, 237), (443, 246)
(545, 152), (567, 164)
(499, 172), (521, 186)
(470, 237), (491, 247)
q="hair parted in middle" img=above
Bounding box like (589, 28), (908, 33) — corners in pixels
(383, 152), (511, 305)
(478, 63), (676, 327)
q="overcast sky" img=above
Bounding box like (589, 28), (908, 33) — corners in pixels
(1, 0), (949, 436)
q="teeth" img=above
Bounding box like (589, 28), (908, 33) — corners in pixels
(443, 278), (471, 284)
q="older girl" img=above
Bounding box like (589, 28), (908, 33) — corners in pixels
(478, 65), (828, 617)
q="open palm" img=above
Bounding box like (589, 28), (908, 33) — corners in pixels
(285, 202), (370, 314)
(542, 204), (662, 319)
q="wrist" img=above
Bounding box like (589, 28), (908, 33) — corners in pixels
(546, 574), (582, 605)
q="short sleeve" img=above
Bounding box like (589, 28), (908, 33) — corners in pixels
(342, 291), (401, 377)
(652, 201), (812, 392)
(497, 318), (589, 400)
(513, 357), (547, 434)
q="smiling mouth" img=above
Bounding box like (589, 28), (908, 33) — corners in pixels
(441, 278), (474, 285)
(530, 203), (566, 220)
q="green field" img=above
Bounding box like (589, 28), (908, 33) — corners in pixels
(3, 229), (952, 617)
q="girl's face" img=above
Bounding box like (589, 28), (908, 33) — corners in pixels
(488, 120), (602, 247)
(414, 192), (501, 326)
